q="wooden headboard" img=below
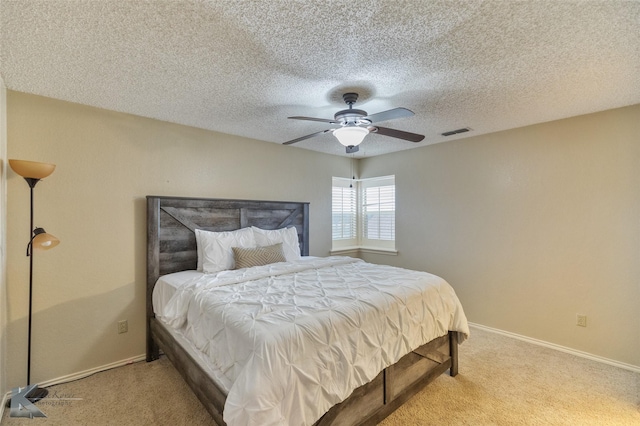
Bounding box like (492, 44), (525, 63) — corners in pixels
(146, 196), (310, 323)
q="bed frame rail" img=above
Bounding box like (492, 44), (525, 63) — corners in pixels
(316, 332), (459, 426)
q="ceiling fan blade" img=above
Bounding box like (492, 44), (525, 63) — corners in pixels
(288, 116), (338, 124)
(283, 129), (333, 145)
(364, 107), (414, 123)
(370, 126), (425, 142)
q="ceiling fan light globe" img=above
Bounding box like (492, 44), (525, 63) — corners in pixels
(333, 127), (369, 147)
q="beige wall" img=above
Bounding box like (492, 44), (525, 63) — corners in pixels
(360, 105), (640, 367)
(5, 91), (351, 388)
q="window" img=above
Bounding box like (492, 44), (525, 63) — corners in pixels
(331, 178), (357, 248)
(332, 175), (396, 253)
(361, 176), (395, 249)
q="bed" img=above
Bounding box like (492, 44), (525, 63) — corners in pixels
(146, 195), (469, 426)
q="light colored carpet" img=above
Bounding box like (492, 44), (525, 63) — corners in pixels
(2, 327), (638, 425)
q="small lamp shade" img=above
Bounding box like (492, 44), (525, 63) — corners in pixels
(333, 126), (369, 147)
(31, 228), (60, 251)
(9, 160), (56, 179)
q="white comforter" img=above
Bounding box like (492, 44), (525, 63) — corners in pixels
(161, 256), (469, 426)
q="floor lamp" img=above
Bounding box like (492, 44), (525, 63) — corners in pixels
(9, 159), (60, 402)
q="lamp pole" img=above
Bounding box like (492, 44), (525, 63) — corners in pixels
(24, 177), (51, 401)
(8, 160), (59, 403)
(26, 178), (38, 387)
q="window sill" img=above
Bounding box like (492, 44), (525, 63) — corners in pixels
(331, 247), (398, 256)
(330, 247), (360, 256)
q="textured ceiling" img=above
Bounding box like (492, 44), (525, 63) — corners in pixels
(1, 0), (639, 158)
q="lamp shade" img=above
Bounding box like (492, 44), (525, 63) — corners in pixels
(9, 159), (56, 179)
(333, 126), (369, 147)
(31, 228), (60, 251)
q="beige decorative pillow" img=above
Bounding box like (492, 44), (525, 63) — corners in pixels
(232, 243), (286, 269)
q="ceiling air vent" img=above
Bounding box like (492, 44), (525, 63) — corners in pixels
(441, 127), (471, 137)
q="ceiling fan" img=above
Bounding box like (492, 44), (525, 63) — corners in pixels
(283, 93), (425, 153)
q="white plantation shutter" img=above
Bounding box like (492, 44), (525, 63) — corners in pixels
(361, 176), (395, 249)
(332, 175), (396, 252)
(332, 178), (357, 247)
(363, 183), (395, 240)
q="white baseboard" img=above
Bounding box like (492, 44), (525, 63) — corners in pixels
(3, 353), (147, 404)
(469, 322), (640, 373)
(0, 392), (7, 420)
(38, 354), (147, 388)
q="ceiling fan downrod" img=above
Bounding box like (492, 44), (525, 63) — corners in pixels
(342, 92), (359, 108)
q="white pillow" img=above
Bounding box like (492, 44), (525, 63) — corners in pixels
(251, 226), (301, 261)
(196, 227), (256, 273)
(194, 228), (234, 272)
(195, 231), (204, 272)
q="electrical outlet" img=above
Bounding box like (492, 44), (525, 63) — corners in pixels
(118, 320), (128, 334)
(576, 314), (587, 327)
